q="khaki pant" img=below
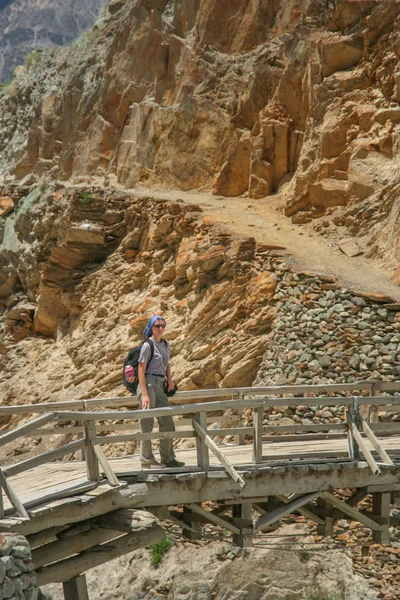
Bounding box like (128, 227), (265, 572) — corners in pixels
(137, 374), (176, 464)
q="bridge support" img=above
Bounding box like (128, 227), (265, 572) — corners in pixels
(182, 505), (202, 541)
(232, 503), (253, 548)
(372, 492), (391, 545)
(316, 498), (334, 537)
(63, 575), (89, 600)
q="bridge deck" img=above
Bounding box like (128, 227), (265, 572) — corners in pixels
(3, 434), (400, 514)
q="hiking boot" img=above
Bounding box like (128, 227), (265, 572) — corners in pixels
(161, 459), (185, 468)
(141, 459), (163, 469)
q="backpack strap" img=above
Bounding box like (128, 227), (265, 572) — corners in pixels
(146, 339), (155, 364)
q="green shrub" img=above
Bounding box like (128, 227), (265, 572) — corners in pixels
(148, 535), (173, 568)
(299, 549), (310, 563)
(80, 192), (92, 205)
(24, 50), (41, 70)
(0, 77), (15, 92)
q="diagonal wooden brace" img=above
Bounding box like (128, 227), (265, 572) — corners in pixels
(192, 418), (245, 488)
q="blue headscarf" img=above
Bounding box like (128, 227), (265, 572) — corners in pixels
(143, 315), (165, 338)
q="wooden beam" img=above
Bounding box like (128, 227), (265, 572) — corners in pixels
(93, 445), (119, 486)
(346, 412), (381, 475)
(4, 439), (85, 477)
(32, 526), (123, 569)
(360, 417), (394, 466)
(276, 494), (325, 526)
(96, 509), (157, 534)
(322, 491), (383, 532)
(0, 483), (148, 536)
(186, 503), (240, 535)
(0, 413), (55, 447)
(257, 492), (320, 531)
(83, 421), (100, 482)
(253, 407), (263, 464)
(192, 419), (245, 487)
(36, 523), (164, 585)
(63, 575), (89, 600)
(0, 469), (29, 519)
(194, 413), (209, 471)
(372, 492), (391, 544)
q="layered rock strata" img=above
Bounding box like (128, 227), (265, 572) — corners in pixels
(0, 0), (400, 267)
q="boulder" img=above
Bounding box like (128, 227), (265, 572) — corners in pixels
(0, 197), (14, 217)
(321, 35), (364, 78)
(309, 179), (349, 209)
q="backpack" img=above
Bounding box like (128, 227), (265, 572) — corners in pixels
(122, 339), (155, 394)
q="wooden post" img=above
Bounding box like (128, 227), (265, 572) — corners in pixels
(83, 421), (100, 482)
(63, 574), (89, 600)
(236, 390), (245, 445)
(253, 406), (263, 464)
(232, 503), (253, 548)
(372, 492), (391, 545)
(182, 505), (202, 541)
(194, 412), (209, 471)
(347, 397), (360, 460)
(316, 498), (334, 537)
(0, 479), (4, 519)
(368, 383), (379, 423)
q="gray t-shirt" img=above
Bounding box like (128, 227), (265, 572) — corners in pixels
(139, 339), (170, 376)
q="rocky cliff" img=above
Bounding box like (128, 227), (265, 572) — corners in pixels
(0, 0), (400, 273)
(0, 0), (108, 82)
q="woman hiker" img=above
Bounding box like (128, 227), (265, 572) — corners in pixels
(137, 315), (185, 469)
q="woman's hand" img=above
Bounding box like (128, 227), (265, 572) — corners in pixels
(142, 394), (151, 409)
(167, 378), (175, 392)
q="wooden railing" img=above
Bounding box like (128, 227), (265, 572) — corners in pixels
(0, 381), (399, 519)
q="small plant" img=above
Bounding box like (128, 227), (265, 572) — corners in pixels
(299, 549), (310, 563)
(148, 535), (173, 568)
(0, 77), (15, 92)
(39, 182), (47, 193)
(80, 192), (92, 205)
(24, 50), (41, 70)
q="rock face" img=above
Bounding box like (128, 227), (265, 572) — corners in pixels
(0, 533), (42, 600)
(0, 0), (400, 267)
(0, 0), (108, 82)
(0, 183), (277, 420)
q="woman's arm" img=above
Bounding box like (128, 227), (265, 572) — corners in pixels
(138, 362), (150, 409)
(166, 363), (174, 391)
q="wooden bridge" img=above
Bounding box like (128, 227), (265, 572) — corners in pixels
(0, 381), (400, 599)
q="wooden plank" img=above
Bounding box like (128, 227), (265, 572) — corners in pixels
(263, 423), (347, 433)
(18, 481), (98, 513)
(262, 450), (349, 461)
(0, 413), (55, 446)
(346, 412), (381, 475)
(63, 575), (89, 600)
(36, 524), (164, 585)
(0, 484), (148, 536)
(360, 417), (394, 466)
(35, 426), (83, 435)
(32, 526), (123, 568)
(366, 483), (400, 493)
(276, 494), (325, 526)
(322, 491), (383, 532)
(194, 413), (209, 471)
(257, 492), (320, 531)
(253, 407), (263, 464)
(2, 380), (399, 417)
(83, 422), (100, 482)
(5, 439), (85, 477)
(192, 419), (245, 488)
(93, 446), (119, 486)
(263, 433), (347, 443)
(93, 431), (196, 444)
(186, 503), (240, 535)
(96, 509), (157, 533)
(0, 469), (29, 519)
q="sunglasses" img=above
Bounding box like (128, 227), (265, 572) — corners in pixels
(154, 324), (166, 329)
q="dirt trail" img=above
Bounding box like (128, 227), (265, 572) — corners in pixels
(125, 184), (400, 301)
